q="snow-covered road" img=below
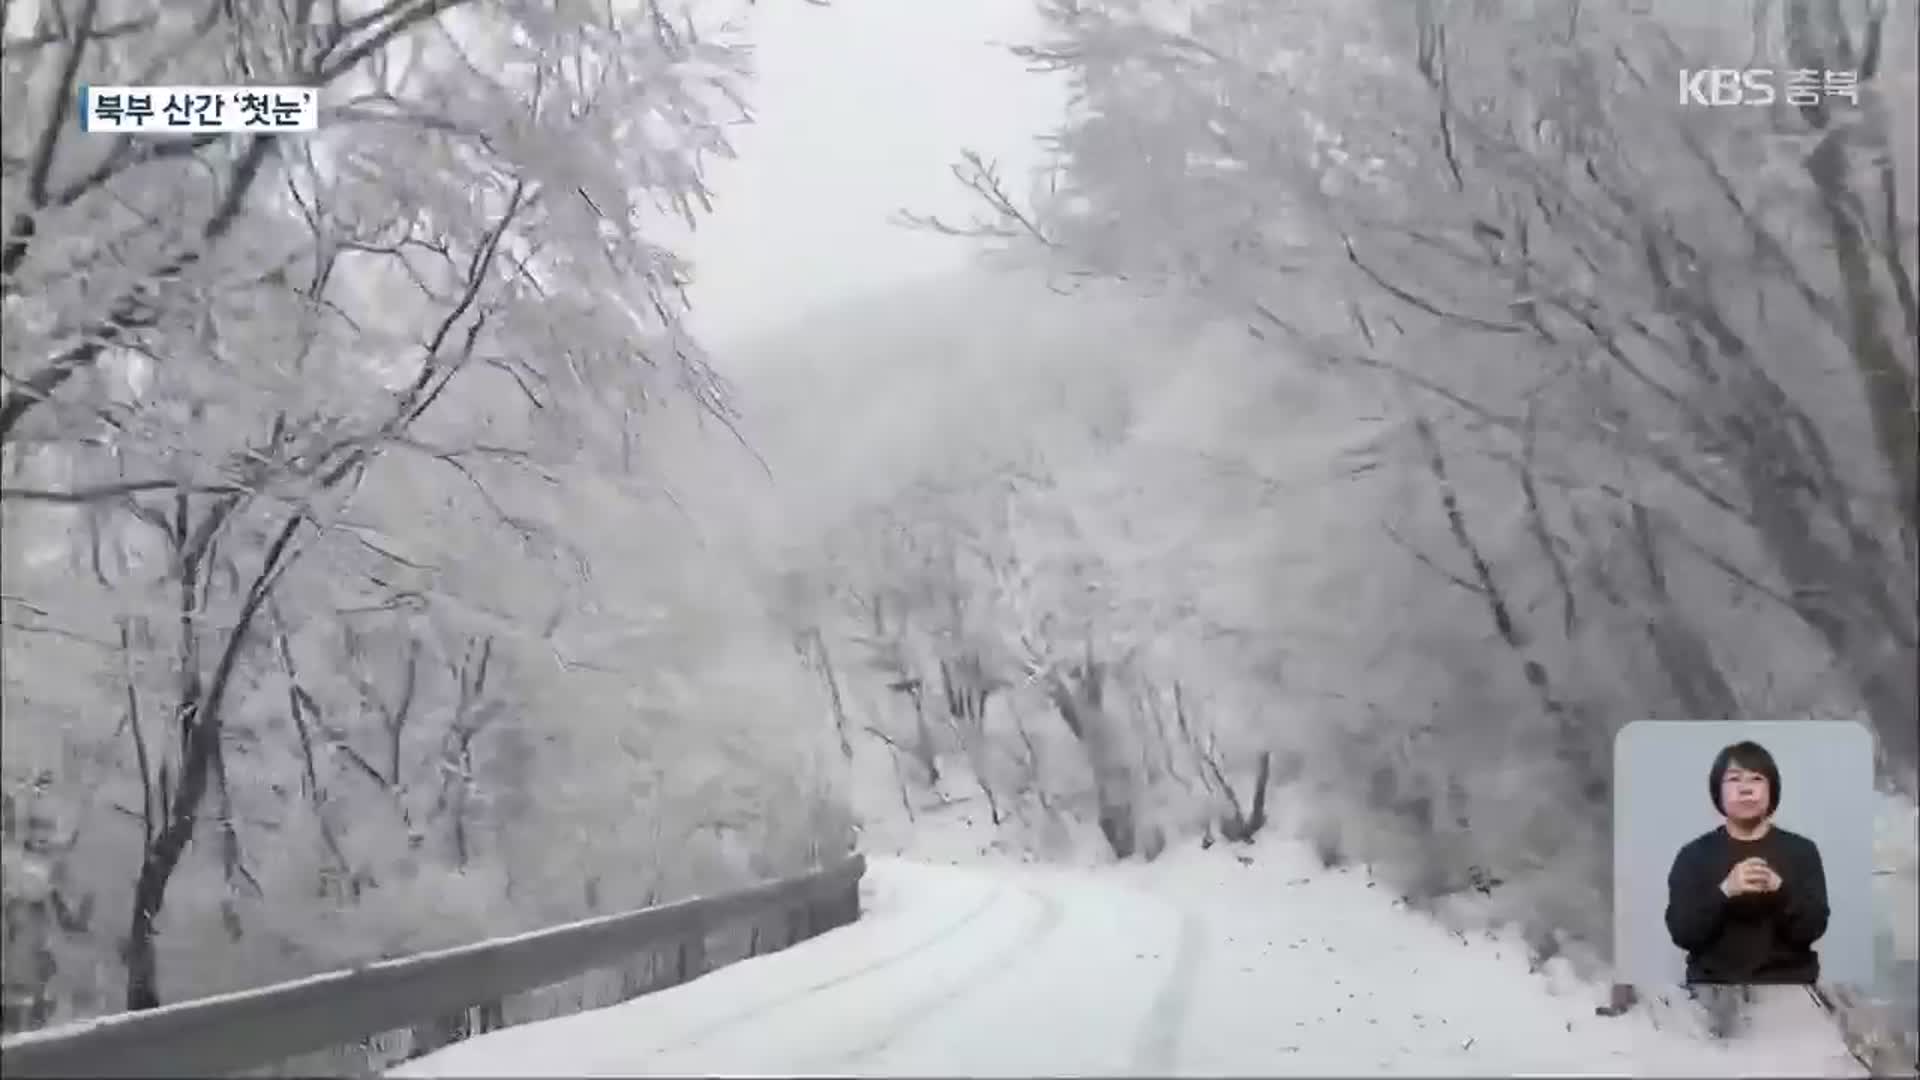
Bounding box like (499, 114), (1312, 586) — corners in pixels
(392, 844), (1866, 1077)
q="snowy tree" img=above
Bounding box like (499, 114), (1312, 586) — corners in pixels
(938, 0), (1911, 770)
(905, 0), (1916, 1058)
(790, 307), (1306, 859)
(2, 0), (843, 1031)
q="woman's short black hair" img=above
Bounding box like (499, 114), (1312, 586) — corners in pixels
(1708, 740), (1782, 815)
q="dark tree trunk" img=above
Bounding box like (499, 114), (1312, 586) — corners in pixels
(1049, 661), (1142, 859)
(126, 511), (304, 1010)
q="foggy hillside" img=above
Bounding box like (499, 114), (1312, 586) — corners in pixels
(709, 272), (1221, 531)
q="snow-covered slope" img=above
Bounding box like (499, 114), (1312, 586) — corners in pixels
(393, 828), (1864, 1078)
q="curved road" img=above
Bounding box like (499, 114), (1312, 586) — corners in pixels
(393, 852), (1865, 1077)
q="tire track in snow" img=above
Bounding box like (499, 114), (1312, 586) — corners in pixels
(650, 874), (1010, 1053)
(827, 879), (1068, 1067)
(1128, 894), (1205, 1075)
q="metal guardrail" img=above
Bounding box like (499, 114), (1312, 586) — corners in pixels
(1, 853), (867, 1078)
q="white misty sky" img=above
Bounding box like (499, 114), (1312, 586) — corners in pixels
(681, 0), (1063, 349)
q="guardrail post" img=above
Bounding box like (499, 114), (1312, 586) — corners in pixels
(675, 934), (708, 983)
(410, 1009), (469, 1058)
(618, 952), (649, 1000)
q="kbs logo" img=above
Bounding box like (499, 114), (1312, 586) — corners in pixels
(1679, 67), (1860, 107)
(1679, 68), (1776, 106)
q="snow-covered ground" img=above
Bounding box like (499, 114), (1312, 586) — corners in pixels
(392, 826), (1865, 1078)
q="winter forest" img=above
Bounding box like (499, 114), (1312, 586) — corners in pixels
(2, 0), (1916, 1071)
